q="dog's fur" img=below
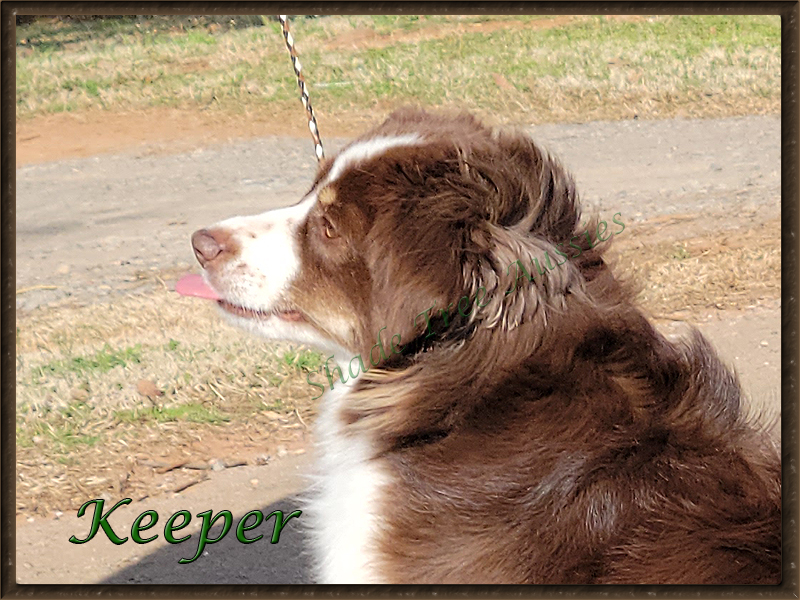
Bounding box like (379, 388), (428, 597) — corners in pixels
(190, 108), (781, 584)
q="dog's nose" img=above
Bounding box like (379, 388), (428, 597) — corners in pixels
(191, 229), (224, 268)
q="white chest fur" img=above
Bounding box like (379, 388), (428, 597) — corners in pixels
(305, 377), (390, 584)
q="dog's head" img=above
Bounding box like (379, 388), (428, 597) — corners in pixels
(178, 108), (612, 373)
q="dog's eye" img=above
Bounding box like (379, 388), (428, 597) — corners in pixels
(322, 216), (337, 239)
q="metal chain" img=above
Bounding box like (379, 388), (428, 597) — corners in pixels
(278, 15), (325, 162)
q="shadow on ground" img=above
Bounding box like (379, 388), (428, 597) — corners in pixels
(99, 496), (315, 584)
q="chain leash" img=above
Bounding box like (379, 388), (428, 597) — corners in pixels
(278, 15), (325, 162)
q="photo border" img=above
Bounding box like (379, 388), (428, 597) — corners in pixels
(2, 1), (797, 597)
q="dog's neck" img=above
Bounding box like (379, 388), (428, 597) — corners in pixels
(339, 285), (692, 458)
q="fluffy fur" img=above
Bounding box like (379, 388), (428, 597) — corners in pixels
(189, 108), (781, 584)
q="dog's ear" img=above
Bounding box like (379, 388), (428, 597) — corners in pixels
(462, 223), (589, 335)
(453, 129), (583, 239)
(452, 130), (604, 337)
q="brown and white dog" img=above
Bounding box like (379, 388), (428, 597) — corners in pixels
(177, 108), (781, 584)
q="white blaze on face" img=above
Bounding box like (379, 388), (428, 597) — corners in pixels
(208, 134), (425, 340)
(322, 134), (422, 186)
(213, 193), (316, 310)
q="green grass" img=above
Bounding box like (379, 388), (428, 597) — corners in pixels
(671, 245), (692, 260)
(17, 426), (101, 452)
(15, 291), (325, 480)
(16, 14), (780, 123)
(114, 402), (230, 424)
(16, 400), (101, 452)
(16, 15), (264, 52)
(282, 349), (324, 373)
(30, 343), (142, 381)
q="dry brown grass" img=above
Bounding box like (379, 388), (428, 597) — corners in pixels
(611, 216), (781, 318)
(16, 295), (322, 517)
(17, 15), (780, 124)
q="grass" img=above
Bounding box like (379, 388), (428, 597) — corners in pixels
(610, 217), (781, 316)
(15, 294), (323, 515)
(16, 399), (100, 451)
(283, 349), (324, 373)
(29, 343), (142, 380)
(114, 403), (230, 425)
(16, 14), (780, 123)
(670, 245), (692, 261)
(16, 295), (323, 461)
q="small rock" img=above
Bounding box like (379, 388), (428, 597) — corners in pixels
(136, 379), (163, 399)
(250, 479), (259, 487)
(491, 72), (514, 91)
(56, 263), (70, 275)
(209, 459), (225, 472)
(254, 454), (271, 465)
(27, 517), (34, 523)
(276, 445), (288, 458)
(71, 388), (89, 402)
(760, 341), (769, 347)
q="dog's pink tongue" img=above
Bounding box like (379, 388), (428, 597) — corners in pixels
(176, 274), (221, 301)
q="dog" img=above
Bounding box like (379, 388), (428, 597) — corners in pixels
(177, 108), (781, 584)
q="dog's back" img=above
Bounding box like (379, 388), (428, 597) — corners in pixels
(368, 323), (781, 584)
(184, 108), (781, 584)
(320, 110), (781, 584)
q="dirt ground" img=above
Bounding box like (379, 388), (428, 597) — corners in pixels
(15, 107), (381, 167)
(15, 112), (782, 584)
